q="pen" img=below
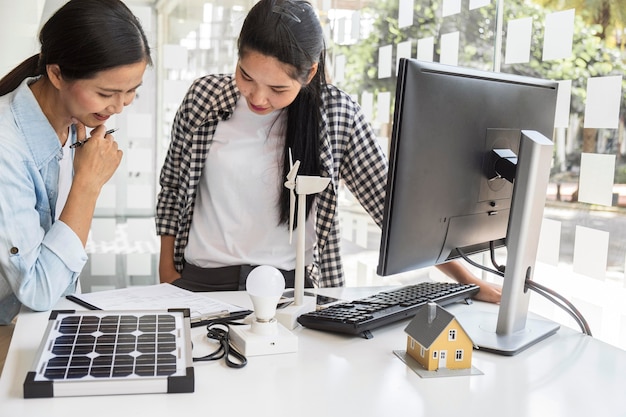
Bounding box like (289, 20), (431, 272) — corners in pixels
(70, 128), (118, 148)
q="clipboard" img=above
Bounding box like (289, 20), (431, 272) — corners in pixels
(66, 283), (252, 327)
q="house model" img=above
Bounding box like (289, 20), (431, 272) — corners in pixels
(404, 302), (475, 371)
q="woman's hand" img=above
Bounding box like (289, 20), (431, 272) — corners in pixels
(72, 122), (123, 192)
(436, 260), (502, 304)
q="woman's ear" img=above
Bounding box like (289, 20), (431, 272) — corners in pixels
(46, 64), (64, 89)
(304, 62), (319, 85)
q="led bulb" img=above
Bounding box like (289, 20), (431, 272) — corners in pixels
(247, 266), (285, 323)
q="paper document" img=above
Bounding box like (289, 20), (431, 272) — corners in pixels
(67, 283), (249, 325)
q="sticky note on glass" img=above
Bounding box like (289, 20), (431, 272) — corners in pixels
(537, 218), (561, 266)
(440, 31), (459, 66)
(163, 44), (188, 70)
(505, 17), (532, 64)
(469, 0), (491, 10)
(376, 91), (391, 124)
(90, 253), (117, 276)
(398, 0), (414, 28)
(360, 91), (374, 122)
(126, 253), (152, 276)
(417, 37), (435, 62)
(578, 153), (615, 206)
(442, 0), (462, 17)
(334, 54), (346, 84)
(554, 80), (572, 128)
(378, 45), (393, 79)
(573, 226), (608, 280)
(396, 40), (412, 75)
(583, 75), (623, 129)
(542, 9), (574, 61)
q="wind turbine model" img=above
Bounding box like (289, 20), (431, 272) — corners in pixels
(276, 151), (331, 329)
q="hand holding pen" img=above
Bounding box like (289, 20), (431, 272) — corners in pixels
(70, 128), (118, 149)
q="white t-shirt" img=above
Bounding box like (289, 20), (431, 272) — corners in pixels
(185, 97), (315, 269)
(55, 129), (73, 219)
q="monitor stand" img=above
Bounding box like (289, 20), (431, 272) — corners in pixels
(456, 310), (560, 356)
(459, 130), (560, 356)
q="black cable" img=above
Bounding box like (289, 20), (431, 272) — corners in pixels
(489, 241), (506, 273)
(192, 323), (247, 368)
(526, 279), (592, 336)
(456, 245), (592, 336)
(456, 248), (504, 278)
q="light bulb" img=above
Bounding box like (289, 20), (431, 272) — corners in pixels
(246, 265), (285, 323)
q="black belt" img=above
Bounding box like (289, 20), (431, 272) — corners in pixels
(173, 261), (312, 292)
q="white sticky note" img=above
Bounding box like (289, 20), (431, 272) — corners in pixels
(90, 218), (117, 242)
(126, 185), (154, 209)
(583, 76), (623, 129)
(505, 17), (532, 64)
(378, 45), (393, 79)
(336, 17), (346, 44)
(442, 0), (462, 17)
(578, 153), (615, 206)
(351, 11), (361, 41)
(469, 0), (491, 10)
(396, 40), (412, 75)
(126, 218), (157, 243)
(537, 218), (561, 266)
(376, 91), (391, 124)
(440, 32), (459, 66)
(398, 0), (414, 29)
(95, 184), (116, 209)
(542, 9), (575, 61)
(360, 91), (374, 123)
(334, 54), (346, 84)
(164, 80), (191, 105)
(573, 226), (608, 280)
(126, 148), (153, 173)
(126, 253), (152, 276)
(90, 253), (117, 276)
(163, 44), (188, 70)
(417, 37), (435, 62)
(127, 113), (153, 139)
(554, 80), (572, 128)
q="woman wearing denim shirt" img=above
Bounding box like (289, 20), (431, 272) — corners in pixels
(0, 0), (151, 373)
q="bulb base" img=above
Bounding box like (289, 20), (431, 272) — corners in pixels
(229, 319), (298, 356)
(275, 295), (316, 330)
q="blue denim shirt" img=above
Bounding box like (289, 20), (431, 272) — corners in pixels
(0, 78), (87, 324)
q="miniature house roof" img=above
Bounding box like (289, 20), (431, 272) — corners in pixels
(404, 302), (474, 350)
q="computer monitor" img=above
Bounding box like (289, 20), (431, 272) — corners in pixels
(378, 59), (560, 355)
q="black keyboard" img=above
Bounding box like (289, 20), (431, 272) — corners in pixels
(297, 282), (479, 339)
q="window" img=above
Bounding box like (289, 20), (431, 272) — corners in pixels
(448, 329), (457, 341)
(455, 350), (464, 361)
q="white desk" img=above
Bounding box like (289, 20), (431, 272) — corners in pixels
(1, 287), (625, 417)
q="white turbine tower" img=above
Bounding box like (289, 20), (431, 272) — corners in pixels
(278, 151), (330, 328)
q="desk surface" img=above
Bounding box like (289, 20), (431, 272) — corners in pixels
(1, 287), (626, 417)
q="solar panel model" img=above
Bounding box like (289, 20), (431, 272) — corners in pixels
(23, 309), (194, 398)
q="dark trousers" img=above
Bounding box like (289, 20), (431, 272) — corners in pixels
(172, 262), (313, 292)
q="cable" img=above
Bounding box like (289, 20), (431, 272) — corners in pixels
(456, 245), (592, 336)
(456, 248), (504, 278)
(525, 279), (592, 336)
(489, 241), (506, 273)
(192, 322), (247, 368)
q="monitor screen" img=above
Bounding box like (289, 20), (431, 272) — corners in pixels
(378, 60), (558, 277)
(378, 59), (560, 355)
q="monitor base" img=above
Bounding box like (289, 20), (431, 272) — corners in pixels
(457, 310), (560, 356)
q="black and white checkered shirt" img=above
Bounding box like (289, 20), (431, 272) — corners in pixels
(156, 75), (388, 287)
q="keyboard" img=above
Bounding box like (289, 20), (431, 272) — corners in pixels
(297, 282), (479, 339)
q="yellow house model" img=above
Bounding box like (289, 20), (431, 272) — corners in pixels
(404, 302), (475, 371)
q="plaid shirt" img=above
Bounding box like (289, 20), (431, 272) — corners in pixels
(156, 75), (388, 287)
